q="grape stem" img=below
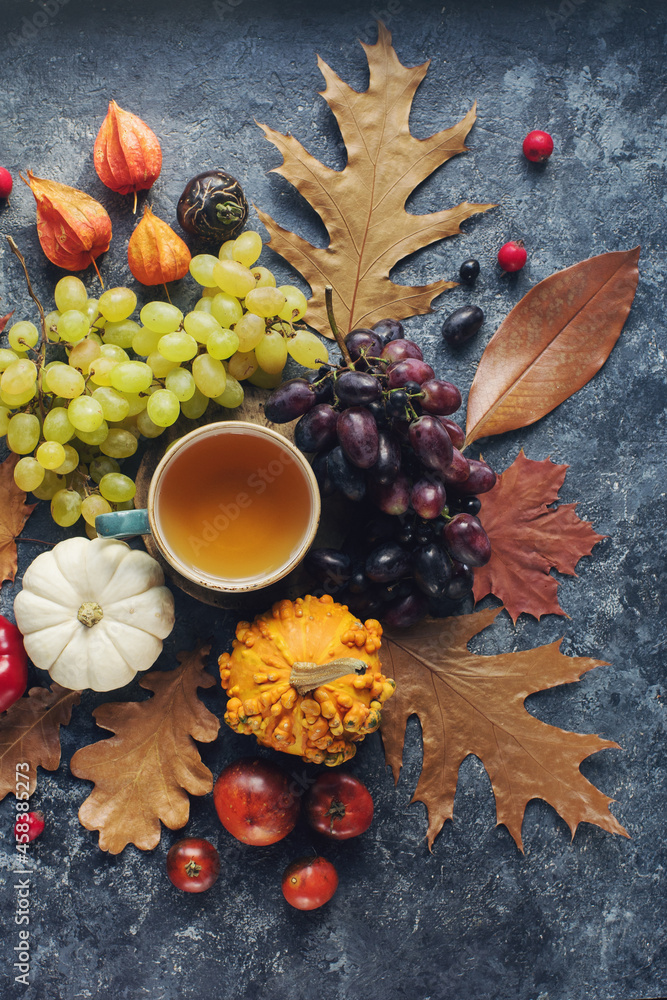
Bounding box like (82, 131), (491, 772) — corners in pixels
(324, 285), (353, 367)
(5, 236), (47, 422)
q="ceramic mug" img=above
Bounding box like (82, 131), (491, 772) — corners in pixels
(95, 421), (321, 593)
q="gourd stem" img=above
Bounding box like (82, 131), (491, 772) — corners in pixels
(77, 601), (104, 628)
(290, 656), (368, 696)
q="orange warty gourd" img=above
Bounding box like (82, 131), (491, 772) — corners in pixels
(219, 594), (395, 767)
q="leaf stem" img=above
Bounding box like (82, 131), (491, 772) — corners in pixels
(6, 236), (47, 422)
(325, 285), (353, 367)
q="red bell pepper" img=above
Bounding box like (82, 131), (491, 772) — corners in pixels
(0, 614), (28, 712)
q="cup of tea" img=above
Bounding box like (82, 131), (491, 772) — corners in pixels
(95, 422), (321, 593)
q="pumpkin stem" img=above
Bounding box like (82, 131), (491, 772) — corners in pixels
(77, 601), (104, 628)
(290, 657), (368, 696)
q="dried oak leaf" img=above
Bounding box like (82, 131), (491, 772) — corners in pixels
(380, 607), (627, 851)
(256, 23), (494, 337)
(0, 453), (37, 586)
(465, 248), (640, 447)
(70, 643), (220, 854)
(0, 683), (81, 800)
(473, 450), (606, 623)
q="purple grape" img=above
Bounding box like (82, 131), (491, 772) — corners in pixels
(348, 567), (370, 594)
(383, 591), (429, 628)
(303, 369), (334, 403)
(436, 416), (465, 450)
(334, 370), (382, 408)
(305, 548), (352, 589)
(368, 474), (411, 515)
(441, 305), (485, 347)
(362, 514), (397, 545)
(442, 513), (491, 566)
(367, 399), (388, 428)
(372, 318), (404, 344)
(345, 329), (384, 366)
(327, 446), (366, 502)
(420, 379), (462, 416)
(456, 458), (497, 495)
(381, 340), (423, 365)
(345, 590), (384, 620)
(408, 415), (454, 475)
(365, 542), (411, 583)
(368, 431), (401, 486)
(412, 543), (453, 598)
(264, 378), (315, 423)
(410, 477), (447, 519)
(294, 404), (338, 452)
(311, 450), (335, 496)
(448, 495), (482, 516)
(443, 561), (474, 601)
(337, 407), (379, 469)
(387, 359), (435, 389)
(440, 447), (471, 484)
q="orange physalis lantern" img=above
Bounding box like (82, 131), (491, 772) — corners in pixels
(127, 205), (191, 286)
(21, 171), (112, 276)
(94, 100), (162, 211)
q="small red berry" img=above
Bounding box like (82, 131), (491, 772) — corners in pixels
(522, 130), (554, 163)
(14, 811), (45, 843)
(0, 168), (13, 199)
(497, 240), (527, 273)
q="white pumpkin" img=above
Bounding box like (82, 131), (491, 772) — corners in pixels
(14, 537), (175, 692)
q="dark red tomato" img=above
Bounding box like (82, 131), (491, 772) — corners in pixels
(213, 758), (300, 846)
(305, 772), (374, 840)
(166, 838), (220, 893)
(282, 856), (338, 910)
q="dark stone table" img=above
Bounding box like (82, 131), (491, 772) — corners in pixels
(0, 1), (665, 997)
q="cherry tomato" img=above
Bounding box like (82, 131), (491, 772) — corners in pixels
(0, 615), (28, 713)
(305, 772), (374, 839)
(166, 838), (220, 893)
(282, 856), (338, 910)
(213, 757), (300, 846)
(14, 811), (45, 843)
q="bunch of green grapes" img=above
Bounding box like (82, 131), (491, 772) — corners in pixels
(0, 228), (328, 532)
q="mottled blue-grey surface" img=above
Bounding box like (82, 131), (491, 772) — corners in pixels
(0, 0), (665, 998)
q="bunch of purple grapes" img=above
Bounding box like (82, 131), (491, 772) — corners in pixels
(264, 318), (495, 628)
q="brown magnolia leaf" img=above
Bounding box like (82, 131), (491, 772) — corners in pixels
(70, 643), (220, 854)
(0, 453), (37, 586)
(465, 247), (640, 447)
(256, 23), (494, 336)
(94, 99), (162, 211)
(127, 204), (191, 285)
(0, 683), (81, 799)
(473, 450), (606, 622)
(381, 607), (627, 851)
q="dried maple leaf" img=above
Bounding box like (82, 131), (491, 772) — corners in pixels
(256, 23), (494, 336)
(0, 453), (37, 586)
(70, 643), (220, 854)
(465, 248), (640, 446)
(0, 683), (81, 799)
(473, 450), (606, 622)
(380, 607), (627, 851)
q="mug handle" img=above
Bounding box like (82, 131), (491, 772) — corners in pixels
(95, 509), (151, 540)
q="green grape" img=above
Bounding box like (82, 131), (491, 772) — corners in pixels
(1, 359), (37, 396)
(68, 338), (101, 374)
(210, 292), (243, 328)
(100, 343), (129, 363)
(44, 364), (86, 398)
(54, 275), (87, 313)
(218, 239), (236, 261)
(157, 331), (198, 364)
(233, 313), (264, 352)
(227, 349), (258, 381)
(244, 286), (286, 319)
(0, 405), (10, 435)
(98, 472), (137, 503)
(89, 455), (119, 483)
(286, 329), (329, 368)
(192, 355), (226, 397)
(36, 440), (67, 470)
(140, 301), (183, 334)
(183, 311), (222, 345)
(248, 367), (283, 389)
(43, 406), (75, 444)
(131, 326), (162, 356)
(31, 470), (64, 500)
(84, 298), (102, 326)
(81, 493), (113, 526)
(146, 351), (179, 378)
(87, 331), (104, 346)
(123, 392), (149, 416)
(1, 386), (37, 408)
(109, 361), (153, 394)
(255, 329), (288, 374)
(8, 321), (39, 352)
(252, 266), (276, 288)
(136, 408), (166, 438)
(164, 367), (196, 401)
(14, 457), (45, 492)
(87, 357), (117, 387)
(189, 254), (221, 287)
(103, 319), (141, 350)
(98, 287), (137, 323)
(51, 488), (82, 527)
(180, 387), (208, 420)
(214, 373), (244, 409)
(54, 444), (80, 475)
(146, 388), (180, 427)
(7, 413), (41, 454)
(213, 259), (256, 299)
(206, 328), (239, 360)
(111, 415), (140, 438)
(75, 420), (109, 446)
(91, 386), (130, 422)
(115, 499), (135, 511)
(232, 230), (263, 268)
(57, 309), (90, 344)
(44, 310), (61, 343)
(67, 395), (105, 432)
(100, 428), (138, 459)
(193, 297), (214, 314)
(278, 285), (308, 322)
(0, 349), (19, 372)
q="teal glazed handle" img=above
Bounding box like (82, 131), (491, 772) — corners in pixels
(95, 509), (151, 540)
